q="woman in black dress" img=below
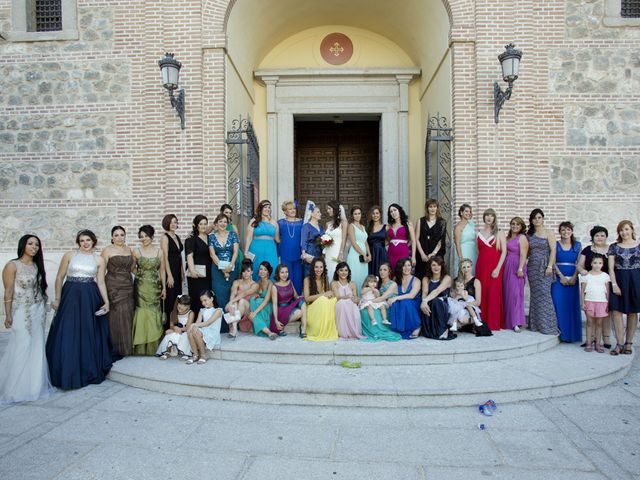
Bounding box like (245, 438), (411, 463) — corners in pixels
(366, 205), (388, 276)
(415, 199), (447, 279)
(185, 215), (211, 317)
(160, 214), (183, 326)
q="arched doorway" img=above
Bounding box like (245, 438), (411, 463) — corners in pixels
(224, 0), (453, 217)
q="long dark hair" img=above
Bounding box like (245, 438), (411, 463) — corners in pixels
(16, 234), (48, 301)
(307, 257), (328, 296)
(191, 215), (208, 237)
(427, 255), (447, 280)
(328, 200), (342, 228)
(366, 205), (383, 233)
(394, 257), (412, 283)
(527, 208), (544, 236)
(333, 261), (351, 282)
(251, 200), (271, 228)
(387, 203), (408, 228)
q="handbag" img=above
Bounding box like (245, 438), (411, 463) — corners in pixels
(359, 254), (366, 263)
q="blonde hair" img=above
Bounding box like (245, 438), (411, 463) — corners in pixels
(616, 220), (636, 243)
(281, 200), (295, 212)
(483, 208), (499, 236)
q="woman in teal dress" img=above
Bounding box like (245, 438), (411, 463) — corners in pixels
(360, 262), (402, 342)
(249, 262), (277, 339)
(245, 200), (279, 281)
(346, 206), (370, 295)
(453, 203), (478, 276)
(208, 213), (239, 335)
(131, 225), (166, 356)
(220, 203), (244, 277)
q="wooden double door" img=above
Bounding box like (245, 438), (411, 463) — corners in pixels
(294, 121), (380, 217)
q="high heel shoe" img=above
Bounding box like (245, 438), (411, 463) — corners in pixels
(298, 325), (307, 339)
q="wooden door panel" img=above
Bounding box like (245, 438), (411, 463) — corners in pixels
(338, 144), (378, 214)
(295, 146), (337, 212)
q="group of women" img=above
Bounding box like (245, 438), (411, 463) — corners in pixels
(1, 197), (639, 403)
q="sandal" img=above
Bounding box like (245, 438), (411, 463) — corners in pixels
(610, 344), (624, 356)
(159, 353), (169, 360)
(298, 325), (307, 339)
(603, 336), (612, 349)
(595, 343), (605, 354)
(197, 357), (207, 364)
(623, 342), (633, 355)
(584, 342), (593, 353)
(268, 332), (277, 341)
(186, 355), (198, 365)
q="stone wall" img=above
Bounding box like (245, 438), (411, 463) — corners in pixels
(549, 48), (640, 94)
(0, 113), (115, 153)
(565, 104), (640, 147)
(0, 207), (117, 248)
(566, 202), (640, 245)
(0, 60), (130, 106)
(566, 0), (640, 39)
(551, 157), (640, 193)
(0, 159), (131, 199)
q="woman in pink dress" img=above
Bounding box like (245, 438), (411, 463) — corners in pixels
(387, 204), (416, 273)
(475, 209), (507, 331)
(502, 217), (529, 331)
(331, 262), (364, 339)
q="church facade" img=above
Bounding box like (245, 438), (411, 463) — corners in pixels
(0, 0), (639, 260)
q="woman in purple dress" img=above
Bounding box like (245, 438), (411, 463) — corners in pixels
(270, 263), (306, 336)
(277, 200), (304, 295)
(503, 217), (529, 331)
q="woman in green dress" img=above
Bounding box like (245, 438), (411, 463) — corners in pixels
(249, 261), (277, 339)
(131, 225), (166, 355)
(360, 262), (402, 342)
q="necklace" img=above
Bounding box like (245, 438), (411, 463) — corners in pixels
(285, 218), (298, 239)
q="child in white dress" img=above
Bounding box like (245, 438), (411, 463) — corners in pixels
(186, 291), (222, 364)
(359, 275), (389, 326)
(580, 254), (610, 353)
(447, 279), (483, 332)
(156, 295), (194, 360)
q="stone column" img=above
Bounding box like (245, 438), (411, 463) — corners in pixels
(397, 74), (412, 209)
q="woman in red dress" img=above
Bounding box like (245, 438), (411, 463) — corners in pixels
(475, 209), (506, 331)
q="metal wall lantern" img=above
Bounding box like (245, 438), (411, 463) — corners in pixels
(493, 43), (522, 124)
(159, 53), (185, 130)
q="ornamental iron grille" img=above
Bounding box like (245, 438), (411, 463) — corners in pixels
(34, 0), (63, 32)
(225, 116), (260, 240)
(425, 113), (454, 266)
(621, 0), (640, 17)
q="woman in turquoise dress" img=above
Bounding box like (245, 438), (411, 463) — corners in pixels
(551, 221), (582, 342)
(360, 262), (402, 342)
(346, 206), (370, 295)
(453, 203), (478, 275)
(220, 203), (244, 278)
(278, 200), (304, 294)
(249, 262), (277, 339)
(245, 200), (279, 281)
(131, 225), (166, 356)
(208, 213), (239, 335)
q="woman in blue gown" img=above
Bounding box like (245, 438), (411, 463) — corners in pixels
(278, 200), (304, 294)
(388, 258), (422, 339)
(46, 230), (113, 390)
(300, 201), (325, 278)
(366, 206), (388, 276)
(551, 222), (582, 342)
(245, 200), (279, 281)
(209, 213), (239, 336)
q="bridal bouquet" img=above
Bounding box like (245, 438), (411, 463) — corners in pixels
(318, 234), (333, 248)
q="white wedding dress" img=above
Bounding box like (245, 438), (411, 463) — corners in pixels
(324, 223), (343, 281)
(0, 260), (55, 404)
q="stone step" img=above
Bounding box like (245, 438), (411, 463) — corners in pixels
(108, 343), (633, 408)
(188, 330), (559, 365)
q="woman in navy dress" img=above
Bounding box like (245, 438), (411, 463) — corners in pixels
(185, 215), (211, 317)
(608, 220), (640, 355)
(420, 256), (454, 340)
(300, 201), (325, 278)
(160, 214), (183, 326)
(278, 200), (304, 294)
(366, 205), (388, 277)
(46, 230), (113, 390)
(551, 221), (582, 342)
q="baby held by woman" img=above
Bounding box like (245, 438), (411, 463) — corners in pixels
(447, 278), (483, 332)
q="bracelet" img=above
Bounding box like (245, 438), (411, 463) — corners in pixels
(3, 300), (11, 303)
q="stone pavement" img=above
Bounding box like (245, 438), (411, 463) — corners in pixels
(0, 331), (639, 480)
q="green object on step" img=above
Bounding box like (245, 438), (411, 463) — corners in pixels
(340, 361), (362, 369)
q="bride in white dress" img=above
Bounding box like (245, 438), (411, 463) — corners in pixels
(324, 201), (348, 281)
(0, 234), (55, 404)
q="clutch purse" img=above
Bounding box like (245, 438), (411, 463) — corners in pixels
(194, 265), (206, 277)
(244, 252), (256, 261)
(359, 254), (366, 263)
(218, 260), (232, 271)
